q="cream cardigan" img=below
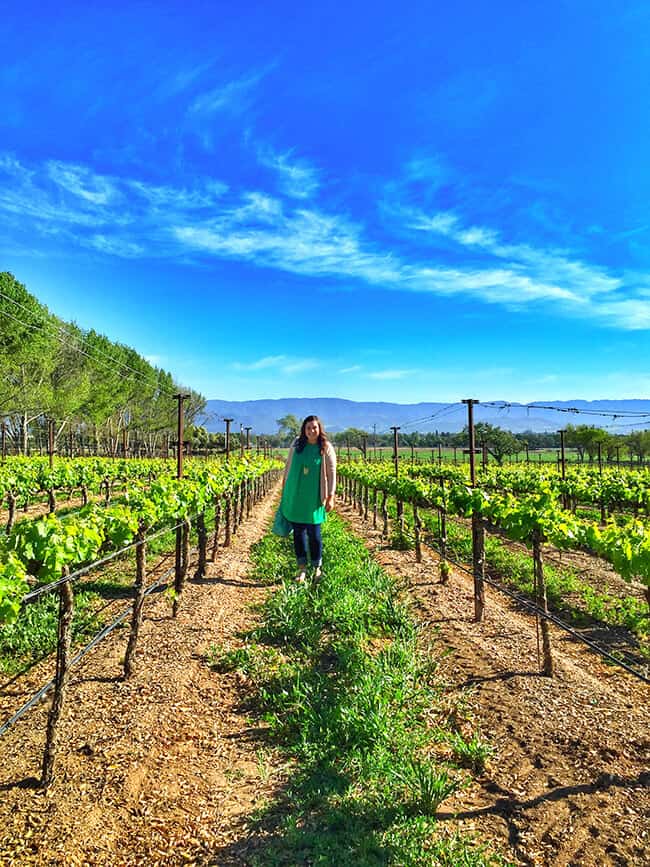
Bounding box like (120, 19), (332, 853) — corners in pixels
(282, 438), (337, 504)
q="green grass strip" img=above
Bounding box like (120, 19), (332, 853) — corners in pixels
(210, 513), (508, 866)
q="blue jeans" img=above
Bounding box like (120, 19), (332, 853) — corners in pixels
(291, 522), (322, 567)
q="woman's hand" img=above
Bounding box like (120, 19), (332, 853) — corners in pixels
(325, 495), (335, 512)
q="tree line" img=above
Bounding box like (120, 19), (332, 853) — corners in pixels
(0, 272), (205, 455)
(273, 415), (650, 465)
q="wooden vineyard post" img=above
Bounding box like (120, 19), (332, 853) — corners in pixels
(532, 530), (553, 676)
(239, 482), (246, 525)
(397, 500), (405, 534)
(381, 491), (389, 538)
(172, 393), (188, 618)
(231, 488), (239, 536)
(173, 518), (191, 618)
(124, 523), (147, 678)
(211, 499), (222, 562)
(413, 503), (422, 563)
(391, 426), (403, 532)
(372, 489), (378, 529)
(463, 398), (485, 621)
(173, 521), (183, 617)
(6, 491), (16, 533)
(48, 486), (57, 514)
(194, 512), (208, 580)
(224, 496), (232, 547)
(472, 514), (485, 621)
(41, 571), (74, 787)
(48, 418), (54, 469)
(440, 478), (449, 583)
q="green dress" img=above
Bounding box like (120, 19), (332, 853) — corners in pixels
(282, 443), (326, 524)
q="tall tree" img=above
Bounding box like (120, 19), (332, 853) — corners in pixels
(277, 414), (300, 443)
(473, 422), (519, 465)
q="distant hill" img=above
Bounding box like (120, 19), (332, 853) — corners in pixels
(199, 398), (650, 434)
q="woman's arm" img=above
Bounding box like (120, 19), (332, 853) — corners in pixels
(324, 443), (337, 511)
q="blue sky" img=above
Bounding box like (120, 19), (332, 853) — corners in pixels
(2, 0), (650, 403)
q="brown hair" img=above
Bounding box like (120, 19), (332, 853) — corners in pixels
(295, 415), (329, 454)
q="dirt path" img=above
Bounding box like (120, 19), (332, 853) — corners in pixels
(338, 502), (650, 867)
(0, 486), (288, 866)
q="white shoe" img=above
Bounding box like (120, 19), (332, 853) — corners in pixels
(295, 571), (307, 583)
(313, 566), (322, 581)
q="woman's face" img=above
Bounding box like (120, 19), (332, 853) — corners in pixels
(305, 419), (320, 443)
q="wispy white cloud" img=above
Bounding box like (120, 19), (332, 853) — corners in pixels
(282, 359), (319, 374)
(403, 207), (622, 301)
(231, 355), (318, 375)
(339, 365), (362, 374)
(590, 298), (650, 330)
(127, 179), (228, 210)
(156, 61), (216, 100)
(258, 146), (320, 199)
(47, 161), (118, 205)
(188, 68), (268, 116)
(85, 234), (144, 258)
(2, 152), (648, 332)
(368, 369), (418, 380)
(232, 355), (288, 371)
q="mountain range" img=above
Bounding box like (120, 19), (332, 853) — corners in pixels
(199, 398), (650, 435)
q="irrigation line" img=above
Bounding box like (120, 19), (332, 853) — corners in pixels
(20, 476), (269, 604)
(0, 477), (278, 739)
(346, 487), (650, 684)
(0, 549), (178, 691)
(0, 565), (175, 739)
(420, 532), (650, 685)
(23, 517), (193, 603)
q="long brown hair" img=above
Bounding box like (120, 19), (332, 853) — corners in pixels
(295, 415), (329, 454)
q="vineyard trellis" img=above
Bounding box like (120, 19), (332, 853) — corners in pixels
(339, 463), (650, 681)
(0, 452), (283, 786)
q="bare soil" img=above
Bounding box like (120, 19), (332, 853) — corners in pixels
(339, 501), (650, 867)
(0, 487), (289, 866)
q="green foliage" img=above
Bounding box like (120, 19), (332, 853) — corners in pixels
(339, 461), (650, 593)
(473, 423), (520, 465)
(276, 413), (301, 443)
(448, 732), (495, 774)
(0, 590), (100, 675)
(0, 271), (206, 455)
(394, 760), (461, 814)
(0, 553), (28, 624)
(389, 527), (414, 551)
(0, 455), (282, 630)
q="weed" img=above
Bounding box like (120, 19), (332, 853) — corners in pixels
(389, 527), (414, 551)
(448, 732), (495, 774)
(395, 759), (461, 814)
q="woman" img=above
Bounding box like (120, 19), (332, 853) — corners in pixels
(280, 415), (337, 582)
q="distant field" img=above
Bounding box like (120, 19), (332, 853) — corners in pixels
(271, 445), (608, 465)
